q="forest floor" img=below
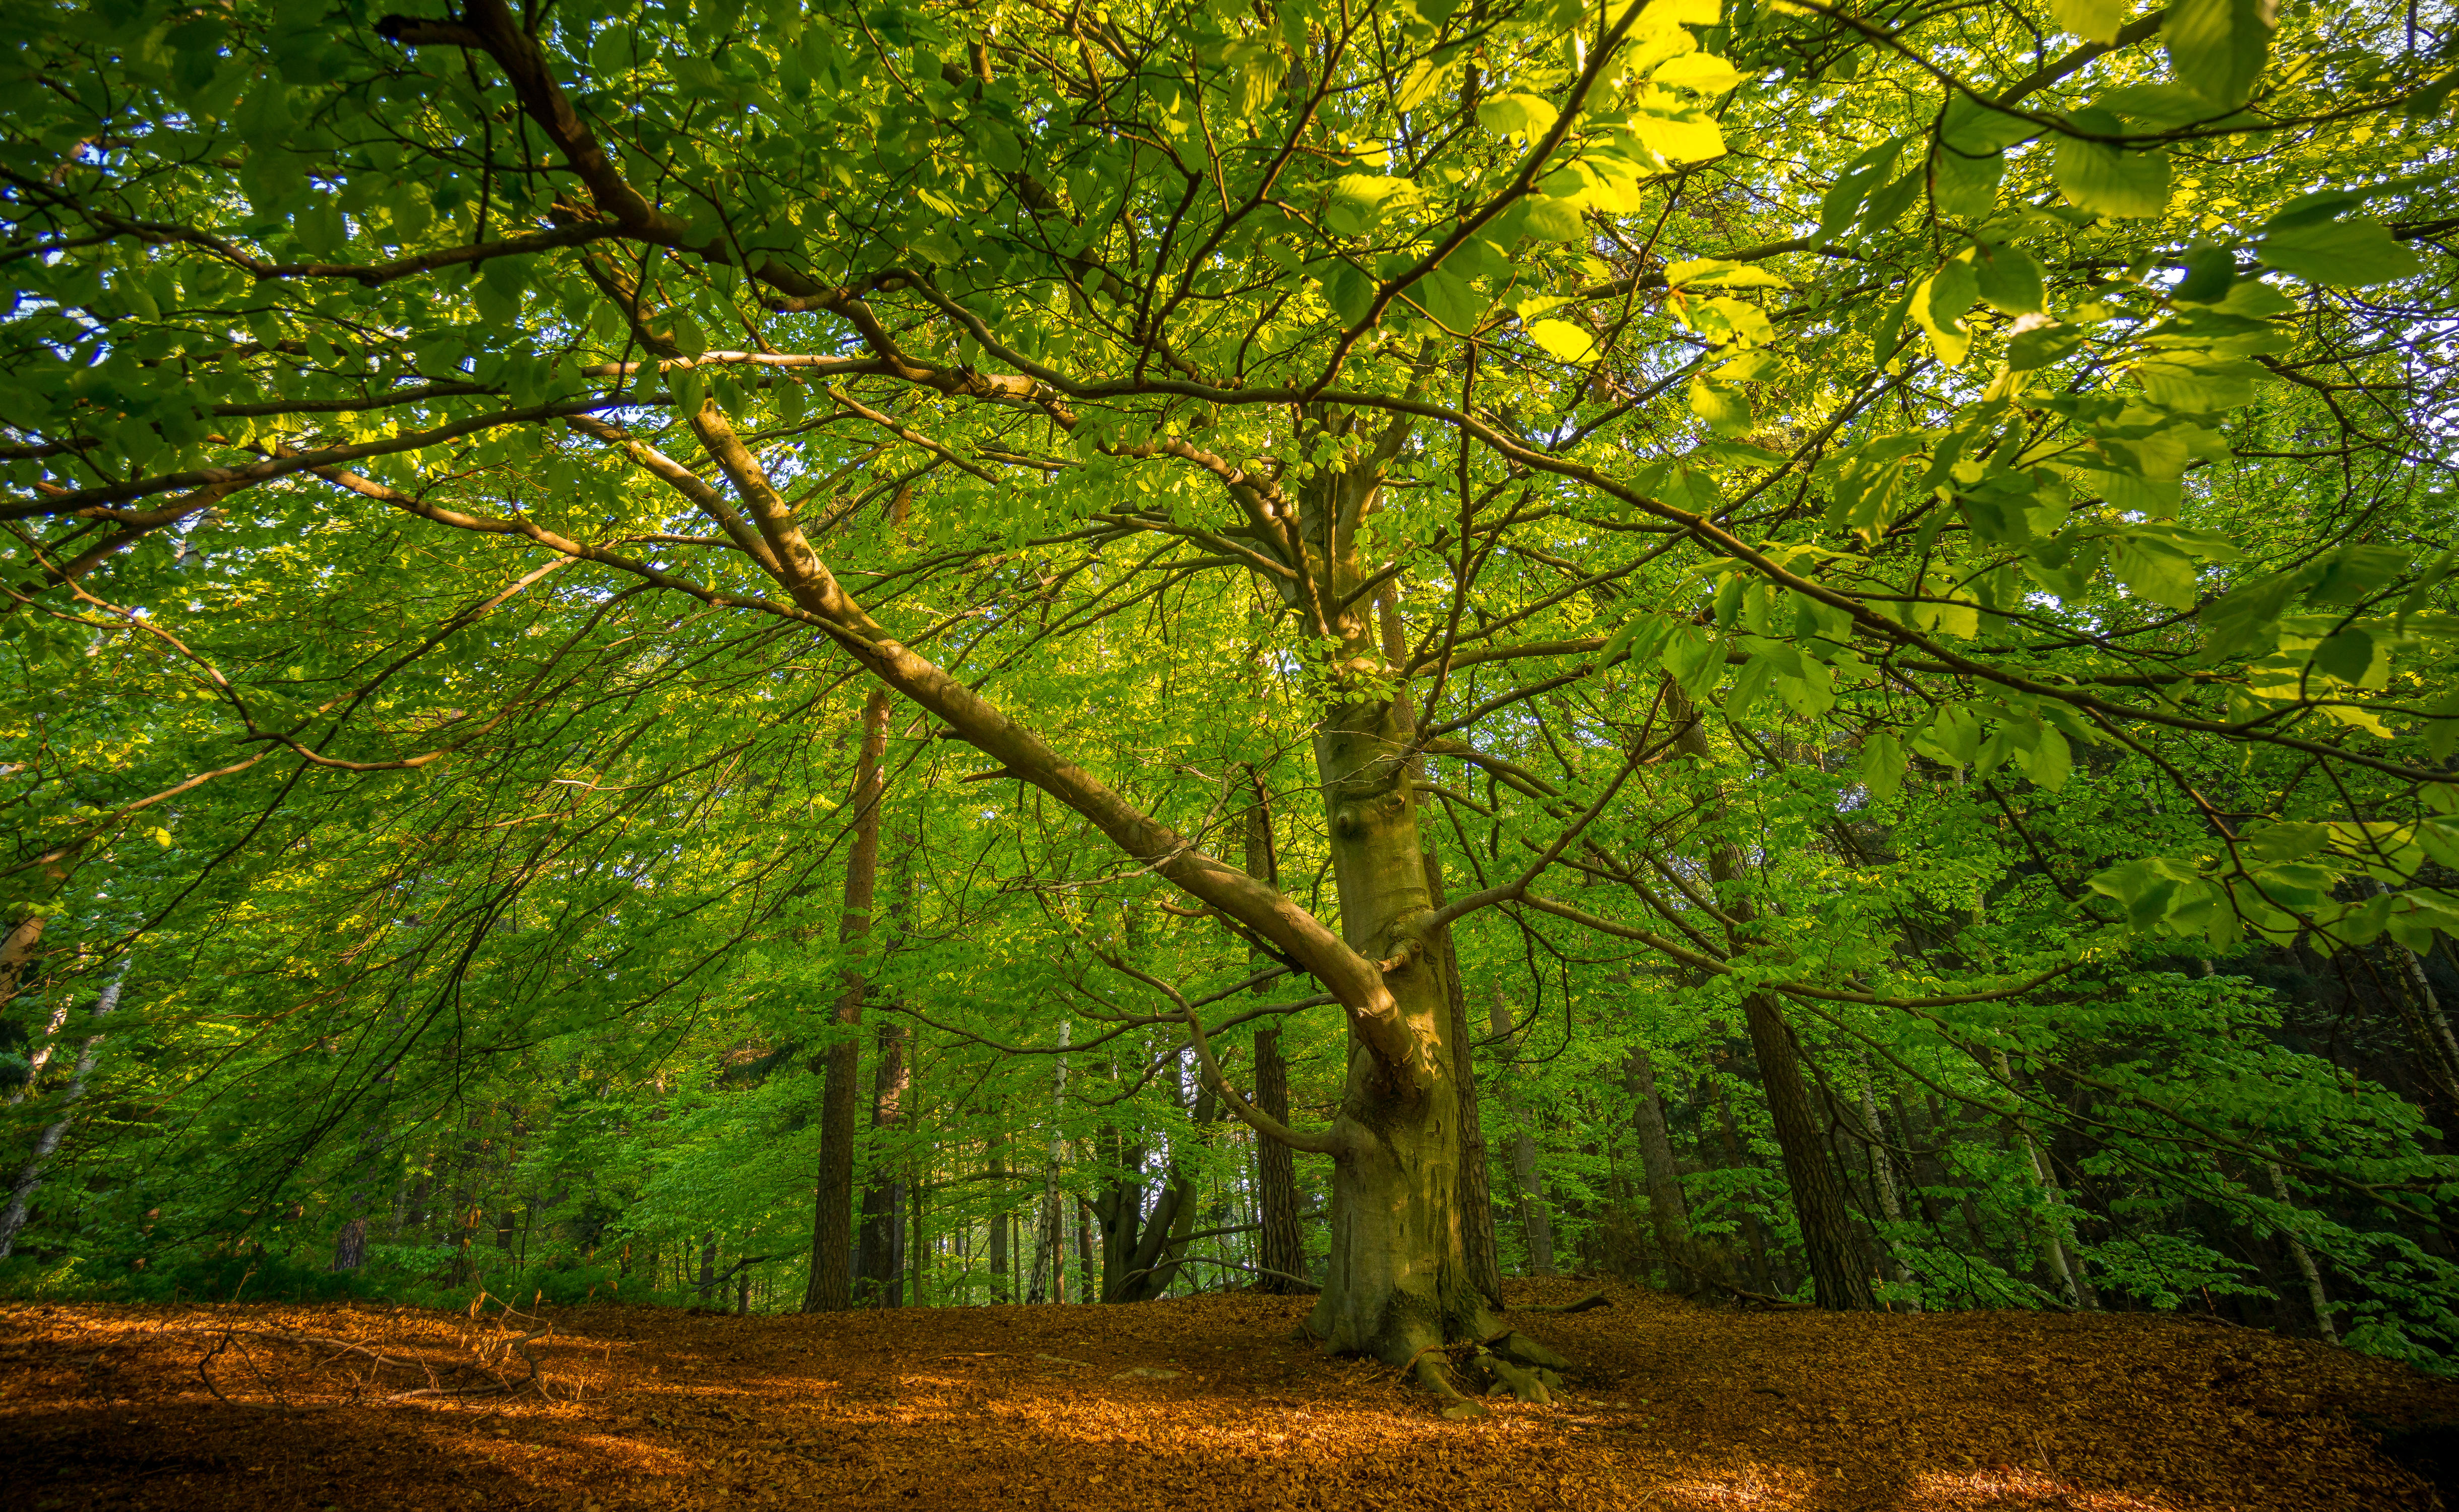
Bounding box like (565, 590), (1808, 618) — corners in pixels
(1, 1278), (2454, 1511)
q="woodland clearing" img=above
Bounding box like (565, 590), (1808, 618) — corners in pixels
(4, 1281), (2454, 1512)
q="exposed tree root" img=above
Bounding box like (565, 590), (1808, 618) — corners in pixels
(1513, 1289), (1611, 1314)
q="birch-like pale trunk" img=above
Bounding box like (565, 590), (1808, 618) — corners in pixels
(0, 956), (128, 1259)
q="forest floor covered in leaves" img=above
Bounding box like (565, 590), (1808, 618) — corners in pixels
(2, 1278), (2454, 1511)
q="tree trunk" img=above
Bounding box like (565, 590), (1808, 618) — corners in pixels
(1668, 687), (1874, 1310)
(1858, 1072), (1912, 1289)
(2266, 1161), (2338, 1345)
(1426, 845), (1504, 1306)
(1624, 1048), (1695, 1285)
(987, 1133), (1010, 1302)
(1300, 672), (1500, 1366)
(804, 685), (891, 1312)
(1242, 767), (1307, 1293)
(856, 1013), (908, 1306)
(0, 958), (128, 1259)
(1487, 986), (1556, 1276)
(1710, 1080), (1776, 1293)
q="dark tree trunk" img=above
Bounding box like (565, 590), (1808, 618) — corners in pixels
(1669, 687), (1874, 1310)
(856, 1015), (908, 1305)
(1426, 844), (1504, 1306)
(805, 685), (890, 1312)
(988, 1133), (1011, 1301)
(1741, 991), (1875, 1308)
(1242, 767), (1307, 1293)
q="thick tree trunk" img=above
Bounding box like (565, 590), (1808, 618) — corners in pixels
(1301, 692), (1499, 1366)
(1242, 769), (1307, 1293)
(804, 685), (890, 1312)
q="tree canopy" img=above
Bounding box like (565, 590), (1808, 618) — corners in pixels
(5, 0), (2458, 1374)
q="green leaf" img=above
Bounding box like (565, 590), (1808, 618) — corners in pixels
(2311, 628), (2379, 686)
(2023, 727), (2073, 791)
(1688, 373), (1752, 436)
(2052, 0), (2126, 43)
(1931, 146), (2007, 220)
(2112, 533), (2199, 610)
(2056, 131), (2171, 219)
(1527, 319), (1596, 361)
(2007, 318), (2088, 371)
(2257, 217), (2426, 287)
(1652, 53), (1741, 92)
(1973, 243), (2045, 314)
(1817, 138), (1903, 241)
(2172, 245), (2237, 303)
(1321, 264), (1376, 327)
(1859, 730), (1905, 800)
(1723, 654), (1778, 718)
(1521, 196), (1588, 241)
(1476, 92), (1558, 139)
(2164, 0), (2274, 109)
(1912, 257), (1979, 365)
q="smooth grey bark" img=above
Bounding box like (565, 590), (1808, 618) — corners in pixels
(1858, 1068), (1912, 1289)
(2266, 1161), (2338, 1345)
(1624, 1048), (1695, 1284)
(0, 957), (128, 1259)
(987, 1132), (1011, 1301)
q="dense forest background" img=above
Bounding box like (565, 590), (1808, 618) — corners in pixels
(4, 0), (2458, 1378)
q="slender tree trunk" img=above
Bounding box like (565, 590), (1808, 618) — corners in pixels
(1242, 767), (1306, 1294)
(988, 1132), (1011, 1302)
(1858, 1069), (1911, 1288)
(0, 958), (128, 1259)
(1624, 1048), (1695, 1285)
(856, 1013), (908, 1306)
(1427, 845), (1504, 1306)
(805, 685), (890, 1312)
(1710, 1081), (1775, 1293)
(1668, 687), (1874, 1309)
(1487, 986), (1556, 1276)
(1996, 1051), (2089, 1310)
(2265, 1161), (2338, 1345)
(7, 993), (73, 1108)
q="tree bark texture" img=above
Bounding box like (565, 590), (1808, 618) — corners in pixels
(0, 957), (127, 1259)
(1242, 768), (1306, 1293)
(856, 1014), (908, 1305)
(1624, 1048), (1695, 1284)
(1487, 986), (1556, 1276)
(1669, 686), (1874, 1310)
(804, 684), (890, 1312)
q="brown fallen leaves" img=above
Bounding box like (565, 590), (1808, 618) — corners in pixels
(0, 1279), (2448, 1511)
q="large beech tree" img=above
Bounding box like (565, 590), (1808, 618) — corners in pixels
(5, 0), (2458, 1387)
